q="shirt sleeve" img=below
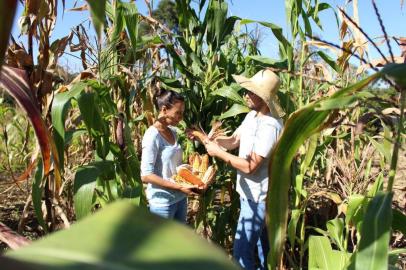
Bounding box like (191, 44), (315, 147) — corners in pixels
(140, 131), (159, 176)
(253, 122), (280, 158)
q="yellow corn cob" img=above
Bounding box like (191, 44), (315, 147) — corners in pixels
(188, 153), (196, 166)
(192, 154), (201, 174)
(201, 165), (216, 185)
(198, 154), (209, 178)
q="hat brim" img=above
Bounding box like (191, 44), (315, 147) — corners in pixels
(232, 74), (285, 118)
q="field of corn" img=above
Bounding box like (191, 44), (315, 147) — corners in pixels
(0, 0), (405, 269)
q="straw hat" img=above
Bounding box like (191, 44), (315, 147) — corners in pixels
(232, 69), (284, 118)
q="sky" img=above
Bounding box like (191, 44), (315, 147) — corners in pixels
(10, 0), (406, 72)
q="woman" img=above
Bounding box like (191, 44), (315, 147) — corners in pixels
(140, 86), (196, 222)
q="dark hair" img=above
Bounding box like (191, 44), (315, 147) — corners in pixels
(152, 82), (184, 111)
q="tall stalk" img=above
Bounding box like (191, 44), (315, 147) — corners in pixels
(387, 87), (406, 192)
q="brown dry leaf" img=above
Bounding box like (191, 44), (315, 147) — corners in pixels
(68, 4), (88, 11)
(356, 56), (405, 75)
(304, 40), (340, 55)
(49, 32), (73, 68)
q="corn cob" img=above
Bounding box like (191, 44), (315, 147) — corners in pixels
(201, 165), (216, 185)
(192, 154), (201, 175)
(177, 167), (204, 187)
(198, 154), (209, 178)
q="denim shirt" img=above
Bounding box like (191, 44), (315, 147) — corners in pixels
(140, 126), (186, 206)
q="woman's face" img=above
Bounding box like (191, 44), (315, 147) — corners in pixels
(162, 100), (185, 126)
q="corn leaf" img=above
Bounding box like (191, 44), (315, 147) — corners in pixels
(51, 82), (88, 170)
(349, 192), (393, 270)
(392, 208), (406, 236)
(121, 2), (139, 58)
(73, 161), (115, 220)
(3, 201), (239, 270)
(0, 66), (61, 187)
(86, 0), (106, 42)
(219, 103), (250, 120)
(211, 85), (245, 104)
(32, 160), (48, 232)
(0, 0), (17, 66)
(266, 63), (406, 268)
(245, 56), (288, 69)
(308, 236), (348, 270)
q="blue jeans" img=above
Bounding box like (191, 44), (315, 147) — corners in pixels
(233, 198), (269, 270)
(149, 197), (187, 223)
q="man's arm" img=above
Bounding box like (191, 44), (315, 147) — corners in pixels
(204, 141), (264, 174)
(213, 132), (240, 151)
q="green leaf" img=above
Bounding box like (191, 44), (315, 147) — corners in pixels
(121, 2), (139, 58)
(265, 64), (406, 269)
(86, 0), (106, 41)
(392, 208), (406, 235)
(219, 103), (250, 120)
(317, 51), (340, 73)
(73, 161), (115, 219)
(3, 201), (239, 270)
(0, 0), (17, 66)
(211, 84), (245, 104)
(245, 56), (288, 69)
(349, 192), (393, 270)
(326, 218), (345, 251)
(32, 160), (48, 232)
(51, 82), (88, 170)
(369, 136), (392, 163)
(308, 236), (335, 270)
(346, 194), (366, 228)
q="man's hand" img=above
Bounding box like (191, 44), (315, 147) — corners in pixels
(204, 140), (223, 157)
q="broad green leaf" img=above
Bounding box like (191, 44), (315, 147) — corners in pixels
(219, 103), (250, 120)
(245, 56), (288, 69)
(51, 82), (88, 169)
(326, 218), (345, 251)
(121, 2), (139, 58)
(73, 161), (115, 219)
(392, 208), (406, 235)
(266, 73), (380, 268)
(32, 160), (48, 232)
(86, 0), (106, 41)
(346, 194), (366, 228)
(317, 51), (340, 73)
(349, 192), (393, 270)
(266, 63), (406, 269)
(0, 0), (17, 66)
(287, 209), (301, 247)
(308, 236), (333, 269)
(3, 201), (239, 270)
(369, 136), (392, 163)
(211, 85), (245, 104)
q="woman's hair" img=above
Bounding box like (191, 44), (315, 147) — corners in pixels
(152, 80), (184, 110)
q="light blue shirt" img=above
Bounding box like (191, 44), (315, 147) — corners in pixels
(140, 126), (186, 206)
(235, 111), (283, 202)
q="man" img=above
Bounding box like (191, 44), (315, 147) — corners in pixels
(203, 69), (283, 270)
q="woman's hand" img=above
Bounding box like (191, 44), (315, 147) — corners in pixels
(178, 185), (199, 195)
